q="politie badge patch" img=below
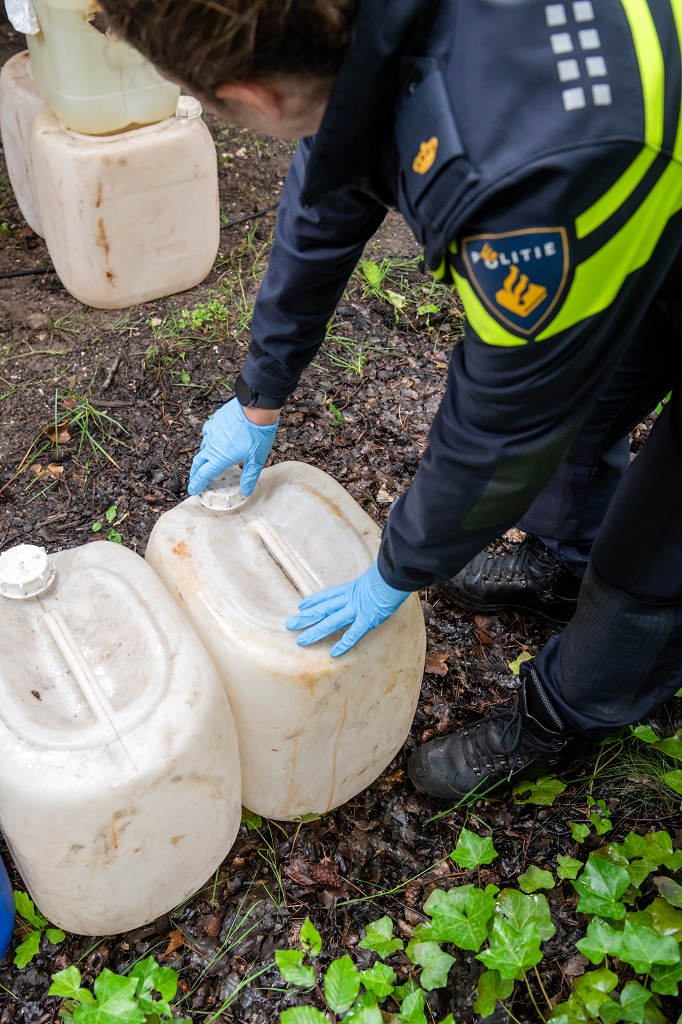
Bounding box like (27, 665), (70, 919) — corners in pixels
(462, 228), (569, 335)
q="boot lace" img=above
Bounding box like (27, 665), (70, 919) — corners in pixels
(481, 539), (555, 586)
(463, 707), (546, 781)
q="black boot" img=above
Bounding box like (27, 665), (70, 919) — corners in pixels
(408, 669), (586, 803)
(439, 536), (581, 624)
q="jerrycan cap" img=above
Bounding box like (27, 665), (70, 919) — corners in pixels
(198, 466), (250, 511)
(175, 95), (203, 119)
(0, 544), (56, 599)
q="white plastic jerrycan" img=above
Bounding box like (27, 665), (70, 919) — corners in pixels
(0, 542), (242, 936)
(146, 462), (426, 822)
(30, 97), (220, 309)
(0, 51), (47, 236)
(26, 0), (179, 135)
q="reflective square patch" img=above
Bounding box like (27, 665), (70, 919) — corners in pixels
(462, 228), (570, 335)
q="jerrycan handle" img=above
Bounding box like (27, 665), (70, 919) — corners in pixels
(245, 518), (320, 598)
(42, 610), (118, 729)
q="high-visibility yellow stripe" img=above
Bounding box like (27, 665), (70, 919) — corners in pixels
(575, 0), (664, 239)
(671, 0), (682, 159)
(453, 272), (527, 347)
(432, 257), (447, 280)
(538, 160), (682, 339)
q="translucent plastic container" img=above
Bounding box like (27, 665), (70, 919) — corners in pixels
(26, 0), (179, 135)
(146, 462), (426, 821)
(0, 51), (47, 236)
(0, 542), (241, 936)
(30, 98), (220, 309)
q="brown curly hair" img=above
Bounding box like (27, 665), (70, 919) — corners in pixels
(99, 0), (359, 98)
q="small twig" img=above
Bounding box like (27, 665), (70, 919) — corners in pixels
(102, 354), (122, 391)
(88, 398), (133, 409)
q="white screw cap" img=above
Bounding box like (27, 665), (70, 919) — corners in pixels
(0, 544), (56, 599)
(198, 466), (250, 511)
(175, 95), (203, 119)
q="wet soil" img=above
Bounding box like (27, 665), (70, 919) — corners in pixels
(1, 14), (681, 1024)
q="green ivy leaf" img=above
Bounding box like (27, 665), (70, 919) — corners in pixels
(653, 876), (682, 909)
(129, 957), (177, 1003)
(473, 969), (515, 1017)
(77, 970), (144, 1024)
(392, 978), (420, 1004)
(324, 955), (360, 1013)
(105, 505), (118, 524)
(476, 918), (543, 980)
(518, 866), (555, 894)
(408, 942), (455, 991)
(358, 916), (403, 957)
(549, 992), (594, 1023)
(275, 950), (316, 990)
(397, 988), (427, 1024)
(571, 822), (591, 843)
(437, 1017), (455, 1024)
(513, 775), (566, 806)
(14, 929), (42, 969)
(632, 724), (658, 743)
(300, 918), (322, 958)
(240, 808), (262, 830)
(280, 1008), (328, 1024)
(599, 980), (652, 1024)
(557, 855), (583, 880)
(49, 966), (87, 1000)
(451, 827), (497, 870)
(652, 729), (682, 761)
(45, 928), (65, 945)
(661, 770), (682, 796)
(14, 891), (48, 930)
(423, 885), (495, 952)
(576, 917), (624, 964)
(573, 968), (618, 1016)
(590, 813), (613, 836)
(619, 919), (680, 974)
(649, 960), (682, 996)
(494, 888), (556, 941)
(358, 961), (396, 999)
(646, 896), (682, 939)
(572, 855), (630, 920)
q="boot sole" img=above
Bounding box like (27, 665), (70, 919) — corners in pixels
(438, 585), (576, 626)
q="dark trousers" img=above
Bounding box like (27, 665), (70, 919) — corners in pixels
(517, 267), (682, 736)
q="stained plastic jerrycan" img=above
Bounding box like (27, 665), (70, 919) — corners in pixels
(30, 97), (220, 309)
(146, 462), (427, 822)
(0, 51), (47, 236)
(26, 0), (179, 135)
(0, 542), (241, 936)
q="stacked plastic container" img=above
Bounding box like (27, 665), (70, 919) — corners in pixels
(0, 0), (220, 307)
(0, 463), (426, 938)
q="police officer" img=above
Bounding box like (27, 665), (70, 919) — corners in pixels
(100, 0), (682, 803)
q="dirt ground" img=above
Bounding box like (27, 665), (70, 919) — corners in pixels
(1, 14), (681, 1024)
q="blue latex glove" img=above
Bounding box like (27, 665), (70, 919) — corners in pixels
(286, 561), (411, 657)
(188, 398), (279, 497)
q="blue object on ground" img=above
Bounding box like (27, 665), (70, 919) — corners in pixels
(0, 857), (14, 960)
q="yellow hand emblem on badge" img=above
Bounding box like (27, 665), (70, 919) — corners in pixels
(413, 137), (438, 174)
(495, 265), (548, 318)
(480, 242), (499, 262)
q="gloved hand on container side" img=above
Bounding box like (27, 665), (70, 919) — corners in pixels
(188, 398), (279, 497)
(286, 561), (411, 657)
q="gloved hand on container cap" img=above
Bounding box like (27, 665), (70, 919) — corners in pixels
(286, 561), (411, 657)
(188, 397), (279, 497)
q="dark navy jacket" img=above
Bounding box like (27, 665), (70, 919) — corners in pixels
(241, 0), (682, 590)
